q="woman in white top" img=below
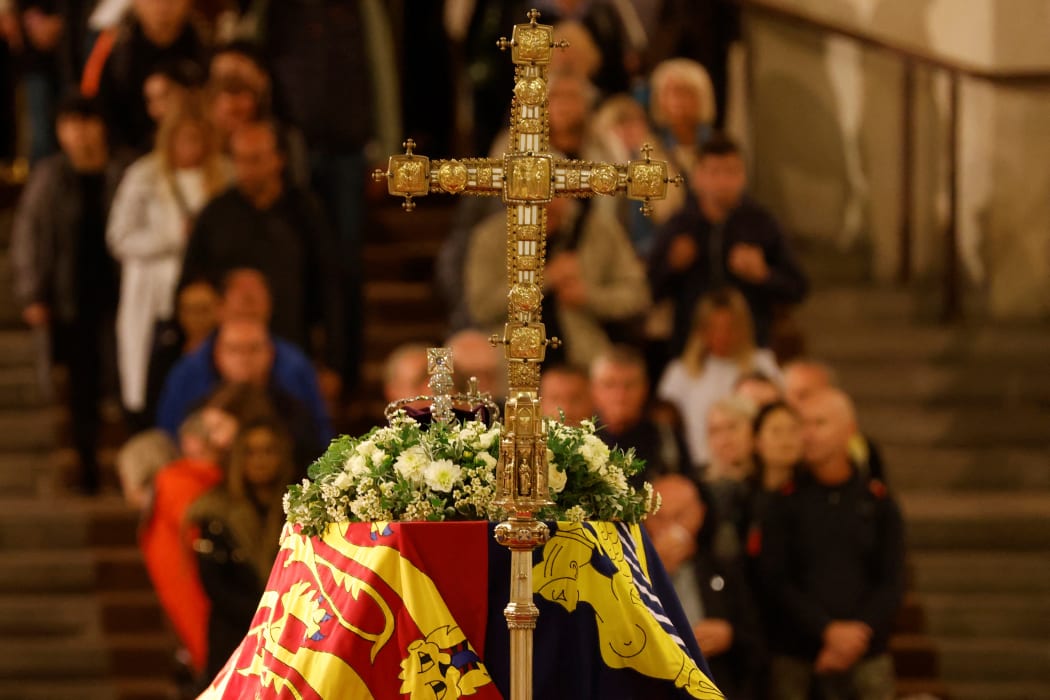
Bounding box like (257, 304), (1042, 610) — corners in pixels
(107, 98), (229, 419)
(657, 288), (781, 468)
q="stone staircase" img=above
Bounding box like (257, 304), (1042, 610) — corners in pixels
(0, 190), (178, 699)
(797, 284), (1050, 700)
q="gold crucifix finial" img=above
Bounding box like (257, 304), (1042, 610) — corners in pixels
(373, 7), (682, 511)
(372, 9), (681, 698)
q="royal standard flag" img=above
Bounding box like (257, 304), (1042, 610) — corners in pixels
(199, 521), (723, 699)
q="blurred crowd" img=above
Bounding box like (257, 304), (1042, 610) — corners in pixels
(2, 1), (905, 698)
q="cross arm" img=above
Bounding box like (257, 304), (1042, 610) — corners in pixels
(552, 151), (684, 216)
(371, 139), (506, 210)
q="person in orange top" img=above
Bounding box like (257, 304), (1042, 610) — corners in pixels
(139, 401), (236, 675)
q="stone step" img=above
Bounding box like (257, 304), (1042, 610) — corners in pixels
(883, 446), (1050, 491)
(937, 681), (1050, 700)
(0, 451), (58, 498)
(368, 202), (454, 244)
(0, 679), (178, 700)
(910, 550), (1050, 595)
(0, 330), (35, 368)
(364, 280), (443, 318)
(901, 492), (1050, 551)
(798, 285), (927, 322)
(836, 362), (1050, 404)
(915, 592), (1050, 639)
(0, 592), (164, 638)
(0, 408), (56, 451)
(0, 366), (46, 408)
(362, 238), (444, 282)
(932, 636), (1050, 683)
(859, 404), (1049, 448)
(363, 320), (448, 357)
(801, 320), (1050, 365)
(0, 497), (138, 551)
(0, 547), (151, 595)
(0, 594), (101, 637)
(0, 633), (175, 679)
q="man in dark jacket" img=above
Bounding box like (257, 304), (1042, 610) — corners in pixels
(758, 388), (905, 700)
(590, 344), (693, 484)
(11, 96), (128, 492)
(95, 0), (204, 152)
(179, 120), (345, 386)
(648, 135), (808, 356)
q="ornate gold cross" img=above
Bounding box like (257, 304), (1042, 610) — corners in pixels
(372, 10), (679, 699)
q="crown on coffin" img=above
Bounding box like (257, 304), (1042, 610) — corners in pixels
(384, 348), (501, 426)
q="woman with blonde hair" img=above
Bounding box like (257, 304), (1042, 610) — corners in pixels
(657, 288), (780, 468)
(108, 97), (231, 425)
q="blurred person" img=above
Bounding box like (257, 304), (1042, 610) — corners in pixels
(94, 0), (205, 152)
(540, 0), (631, 96)
(649, 135), (808, 355)
(540, 363), (593, 426)
(142, 57), (204, 126)
(702, 395), (757, 561)
(189, 416), (295, 678)
(467, 195), (649, 370)
(140, 405), (228, 678)
(784, 359), (886, 482)
(758, 388), (905, 700)
(446, 328), (507, 402)
(156, 270), (331, 448)
(646, 473), (763, 698)
(108, 98), (230, 427)
(115, 427), (178, 511)
(143, 278), (220, 423)
(259, 0), (380, 389)
(657, 288), (779, 468)
(10, 95), (129, 492)
(17, 1), (64, 161)
(591, 345), (690, 483)
(157, 314), (329, 469)
(649, 58), (716, 176)
(645, 0), (740, 130)
(744, 401), (804, 562)
(734, 371), (782, 410)
(592, 94), (670, 255)
(383, 343), (430, 404)
(205, 41), (309, 186)
(179, 120), (345, 385)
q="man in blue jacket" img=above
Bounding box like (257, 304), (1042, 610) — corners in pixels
(156, 269), (332, 456)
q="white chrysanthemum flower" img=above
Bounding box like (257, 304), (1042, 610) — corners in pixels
(370, 449), (387, 467)
(564, 505), (588, 522)
(356, 439), (376, 457)
(579, 434), (611, 473)
(548, 462), (567, 494)
(394, 445), (429, 483)
(333, 470), (354, 491)
(424, 459), (462, 493)
(477, 451), (497, 469)
(477, 427), (499, 449)
(345, 453), (368, 477)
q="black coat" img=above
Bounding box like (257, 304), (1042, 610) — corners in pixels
(687, 551), (764, 699)
(96, 21), (205, 153)
(756, 468), (906, 661)
(179, 186), (346, 374)
(648, 196), (808, 353)
(10, 152), (128, 321)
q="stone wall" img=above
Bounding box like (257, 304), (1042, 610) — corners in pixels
(741, 0), (1050, 317)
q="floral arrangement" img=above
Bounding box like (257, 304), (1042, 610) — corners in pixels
(283, 412), (660, 536)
